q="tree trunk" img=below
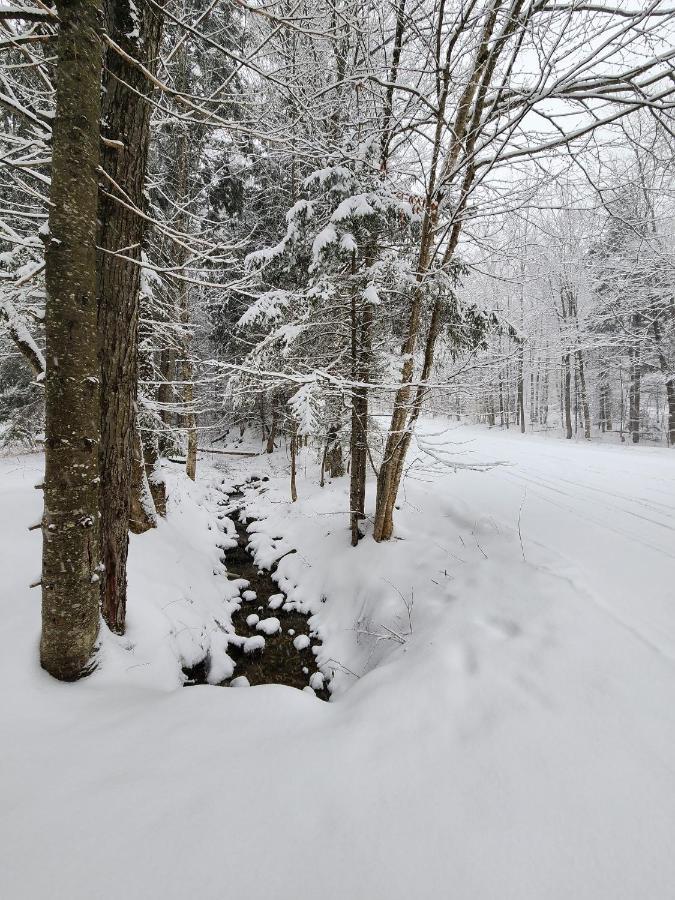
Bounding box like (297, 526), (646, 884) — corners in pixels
(517, 343), (525, 433)
(628, 345), (641, 444)
(598, 367), (612, 432)
(666, 378), (675, 447)
(141, 421), (166, 515)
(350, 367), (370, 544)
(326, 423), (344, 477)
(349, 270), (371, 545)
(563, 351), (573, 439)
(129, 415), (158, 533)
(171, 50), (198, 482)
(652, 319), (674, 446)
(40, 0), (103, 680)
(266, 404), (277, 453)
(372, 0), (522, 542)
(290, 425), (298, 503)
(498, 372), (505, 427)
(184, 368), (197, 481)
(576, 348), (591, 440)
(157, 346), (176, 455)
(98, 0), (162, 634)
(138, 329), (167, 515)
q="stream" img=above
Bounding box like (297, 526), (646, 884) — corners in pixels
(183, 482), (329, 700)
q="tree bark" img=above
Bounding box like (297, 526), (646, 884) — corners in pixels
(141, 421), (166, 515)
(266, 404), (277, 453)
(652, 318), (674, 446)
(666, 378), (675, 447)
(576, 348), (591, 440)
(157, 346), (177, 455)
(138, 329), (167, 514)
(129, 414), (159, 533)
(290, 425), (298, 503)
(170, 47), (198, 482)
(349, 305), (371, 545)
(325, 422), (344, 477)
(517, 343), (525, 433)
(628, 345), (641, 444)
(563, 351), (573, 439)
(98, 0), (162, 634)
(1, 300), (45, 377)
(598, 367), (612, 432)
(40, 0), (103, 680)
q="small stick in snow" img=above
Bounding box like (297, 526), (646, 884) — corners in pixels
(518, 488), (527, 562)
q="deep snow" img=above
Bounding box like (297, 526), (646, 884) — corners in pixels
(1, 421), (674, 900)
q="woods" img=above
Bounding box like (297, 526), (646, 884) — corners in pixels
(1, 1), (674, 678)
(3, 4), (675, 898)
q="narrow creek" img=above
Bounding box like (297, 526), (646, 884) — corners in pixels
(183, 482), (330, 700)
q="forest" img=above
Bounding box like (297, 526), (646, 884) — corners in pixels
(1, 1), (674, 898)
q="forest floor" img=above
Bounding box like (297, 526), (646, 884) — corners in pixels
(1, 420), (674, 900)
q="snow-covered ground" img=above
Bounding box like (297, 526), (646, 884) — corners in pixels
(1, 421), (674, 900)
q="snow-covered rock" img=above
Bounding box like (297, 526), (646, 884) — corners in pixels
(243, 635), (265, 654)
(256, 617), (281, 636)
(309, 672), (324, 691)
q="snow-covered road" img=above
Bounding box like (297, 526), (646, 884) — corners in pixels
(1, 426), (674, 900)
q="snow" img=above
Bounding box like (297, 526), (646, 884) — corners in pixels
(237, 289), (292, 328)
(288, 382), (324, 435)
(331, 193), (376, 222)
(268, 592), (284, 609)
(243, 634), (265, 654)
(246, 613), (259, 627)
(362, 282), (380, 305)
(309, 672), (324, 690)
(1, 297), (45, 374)
(311, 223), (337, 260)
(256, 617), (281, 635)
(340, 231), (357, 252)
(244, 199), (314, 269)
(1, 421), (675, 899)
(242, 590), (257, 601)
(292, 634), (310, 651)
(303, 165), (352, 190)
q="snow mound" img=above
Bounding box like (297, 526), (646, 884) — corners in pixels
(243, 635), (265, 654)
(256, 617), (281, 636)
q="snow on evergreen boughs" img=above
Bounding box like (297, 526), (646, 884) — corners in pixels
(244, 199), (314, 271)
(288, 382), (324, 437)
(237, 290), (293, 328)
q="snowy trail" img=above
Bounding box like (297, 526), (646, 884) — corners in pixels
(412, 422), (675, 654)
